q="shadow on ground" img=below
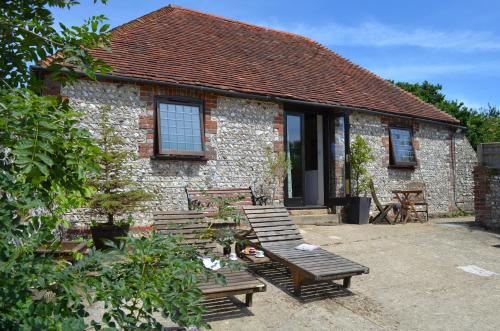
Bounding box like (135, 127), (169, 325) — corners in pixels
(249, 262), (353, 303)
(202, 297), (253, 322)
(436, 220), (496, 233)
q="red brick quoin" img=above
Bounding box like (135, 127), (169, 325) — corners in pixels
(136, 84), (219, 159)
(473, 166), (491, 227)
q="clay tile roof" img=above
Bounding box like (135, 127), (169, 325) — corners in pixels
(88, 5), (459, 124)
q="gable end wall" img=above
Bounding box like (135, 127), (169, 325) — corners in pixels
(350, 112), (476, 214)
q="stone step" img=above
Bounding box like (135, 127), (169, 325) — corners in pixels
(291, 214), (340, 225)
(288, 207), (330, 216)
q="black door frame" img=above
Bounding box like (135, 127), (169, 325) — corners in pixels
(284, 111), (306, 207)
(283, 104), (349, 209)
(284, 110), (334, 207)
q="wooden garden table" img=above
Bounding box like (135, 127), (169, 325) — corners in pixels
(392, 189), (424, 223)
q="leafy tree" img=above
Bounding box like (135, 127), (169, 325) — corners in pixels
(0, 1), (211, 330)
(390, 80), (500, 148)
(89, 234), (212, 330)
(0, 0), (111, 89)
(0, 2), (111, 328)
(350, 135), (374, 196)
(0, 89), (102, 330)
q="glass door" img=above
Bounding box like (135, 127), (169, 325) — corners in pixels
(285, 113), (305, 206)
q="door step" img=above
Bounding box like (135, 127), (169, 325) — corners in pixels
(288, 207), (330, 216)
(290, 214), (340, 225)
(286, 207), (339, 225)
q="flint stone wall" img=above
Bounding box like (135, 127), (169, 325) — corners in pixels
(61, 80), (282, 226)
(350, 112), (476, 214)
(61, 80), (476, 225)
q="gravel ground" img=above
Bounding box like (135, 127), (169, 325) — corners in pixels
(204, 217), (500, 331)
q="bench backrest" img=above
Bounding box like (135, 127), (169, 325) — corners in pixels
(242, 205), (304, 247)
(406, 181), (427, 203)
(153, 211), (215, 250)
(186, 187), (256, 210)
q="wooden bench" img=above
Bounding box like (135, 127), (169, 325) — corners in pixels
(242, 205), (369, 295)
(153, 210), (266, 306)
(186, 187), (266, 210)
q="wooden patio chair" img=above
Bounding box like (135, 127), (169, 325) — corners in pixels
(153, 210), (266, 306)
(406, 181), (429, 222)
(369, 180), (399, 225)
(242, 205), (369, 296)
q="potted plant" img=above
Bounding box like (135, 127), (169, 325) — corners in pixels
(88, 105), (152, 249)
(264, 146), (291, 205)
(346, 135), (375, 224)
(199, 195), (243, 255)
(214, 227), (237, 256)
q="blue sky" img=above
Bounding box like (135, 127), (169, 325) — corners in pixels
(52, 0), (500, 109)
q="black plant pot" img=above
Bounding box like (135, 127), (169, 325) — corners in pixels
(346, 197), (372, 224)
(91, 223), (130, 250)
(223, 246), (231, 256)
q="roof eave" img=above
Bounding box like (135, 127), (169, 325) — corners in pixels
(31, 65), (465, 129)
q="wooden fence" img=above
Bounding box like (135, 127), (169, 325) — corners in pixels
(478, 143), (500, 168)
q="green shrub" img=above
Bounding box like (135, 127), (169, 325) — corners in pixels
(350, 136), (375, 196)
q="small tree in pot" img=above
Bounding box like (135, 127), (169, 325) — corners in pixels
(264, 146), (291, 205)
(346, 135), (375, 224)
(88, 105), (152, 249)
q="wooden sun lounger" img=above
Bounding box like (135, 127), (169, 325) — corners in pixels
(153, 210), (266, 306)
(242, 205), (369, 295)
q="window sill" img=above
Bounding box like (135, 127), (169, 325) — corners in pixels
(388, 164), (416, 170)
(151, 154), (208, 162)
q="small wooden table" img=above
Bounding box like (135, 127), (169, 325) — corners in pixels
(392, 189), (424, 223)
(240, 254), (271, 264)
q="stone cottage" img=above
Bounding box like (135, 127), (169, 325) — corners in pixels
(36, 5), (476, 225)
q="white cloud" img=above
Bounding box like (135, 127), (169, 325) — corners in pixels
(257, 20), (500, 51)
(368, 62), (500, 81)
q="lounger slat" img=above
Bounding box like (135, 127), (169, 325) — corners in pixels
(200, 282), (266, 294)
(243, 205), (369, 292)
(250, 222), (296, 229)
(200, 275), (259, 287)
(258, 234), (304, 242)
(251, 225), (298, 231)
(154, 210), (205, 215)
(243, 205), (288, 211)
(286, 258), (363, 269)
(245, 216), (295, 223)
(153, 223), (207, 229)
(153, 214), (206, 220)
(253, 230), (301, 238)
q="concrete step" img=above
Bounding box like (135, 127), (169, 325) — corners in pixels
(288, 207), (330, 216)
(291, 214), (340, 225)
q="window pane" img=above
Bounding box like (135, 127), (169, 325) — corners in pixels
(390, 128), (416, 164)
(286, 114), (303, 198)
(158, 102), (203, 153)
